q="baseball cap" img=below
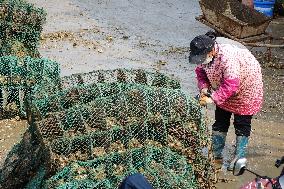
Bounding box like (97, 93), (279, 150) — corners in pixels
(189, 35), (215, 64)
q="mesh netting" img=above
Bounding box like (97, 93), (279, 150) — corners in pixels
(0, 0), (46, 58)
(30, 82), (189, 121)
(42, 146), (198, 189)
(1, 1), (215, 188)
(0, 56), (60, 118)
(28, 76), (214, 188)
(61, 69), (181, 89)
(29, 69), (181, 114)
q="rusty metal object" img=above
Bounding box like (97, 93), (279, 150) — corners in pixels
(199, 0), (271, 39)
(195, 16), (284, 48)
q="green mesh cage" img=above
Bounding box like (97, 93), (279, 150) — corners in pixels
(27, 72), (214, 188)
(0, 0), (46, 57)
(0, 56), (60, 118)
(1, 1), (216, 188)
(30, 83), (195, 120)
(0, 66), (215, 188)
(29, 68), (181, 121)
(60, 69), (181, 89)
(41, 146), (198, 189)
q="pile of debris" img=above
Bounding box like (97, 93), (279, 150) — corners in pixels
(0, 0), (46, 57)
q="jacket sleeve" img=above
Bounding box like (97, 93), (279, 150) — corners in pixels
(211, 59), (240, 105)
(195, 66), (210, 90)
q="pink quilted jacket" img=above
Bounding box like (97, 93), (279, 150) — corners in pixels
(195, 42), (263, 115)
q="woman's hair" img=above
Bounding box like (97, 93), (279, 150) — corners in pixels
(205, 30), (217, 41)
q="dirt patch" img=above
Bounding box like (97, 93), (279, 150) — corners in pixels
(256, 67), (284, 122)
(40, 28), (101, 50)
(0, 125), (46, 189)
(0, 119), (28, 167)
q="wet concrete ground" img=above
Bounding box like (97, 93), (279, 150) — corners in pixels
(0, 0), (283, 188)
(27, 0), (212, 94)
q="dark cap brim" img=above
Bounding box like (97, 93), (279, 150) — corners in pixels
(189, 53), (207, 64)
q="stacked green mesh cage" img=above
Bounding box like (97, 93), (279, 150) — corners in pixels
(27, 69), (215, 189)
(1, 1), (216, 188)
(0, 56), (60, 118)
(0, 0), (46, 57)
(60, 69), (181, 89)
(0, 5), (216, 184)
(43, 146), (198, 189)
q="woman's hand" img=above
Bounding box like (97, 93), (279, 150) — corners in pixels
(199, 95), (214, 106)
(201, 88), (212, 97)
(201, 88), (209, 96)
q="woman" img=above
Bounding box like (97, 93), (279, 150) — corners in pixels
(189, 33), (263, 170)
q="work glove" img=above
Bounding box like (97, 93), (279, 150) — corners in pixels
(200, 88), (211, 97)
(199, 95), (214, 106)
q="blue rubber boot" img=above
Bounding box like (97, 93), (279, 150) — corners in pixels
(212, 131), (227, 161)
(228, 136), (249, 171)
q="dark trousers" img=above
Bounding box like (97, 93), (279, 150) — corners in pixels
(119, 173), (153, 189)
(212, 106), (253, 137)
